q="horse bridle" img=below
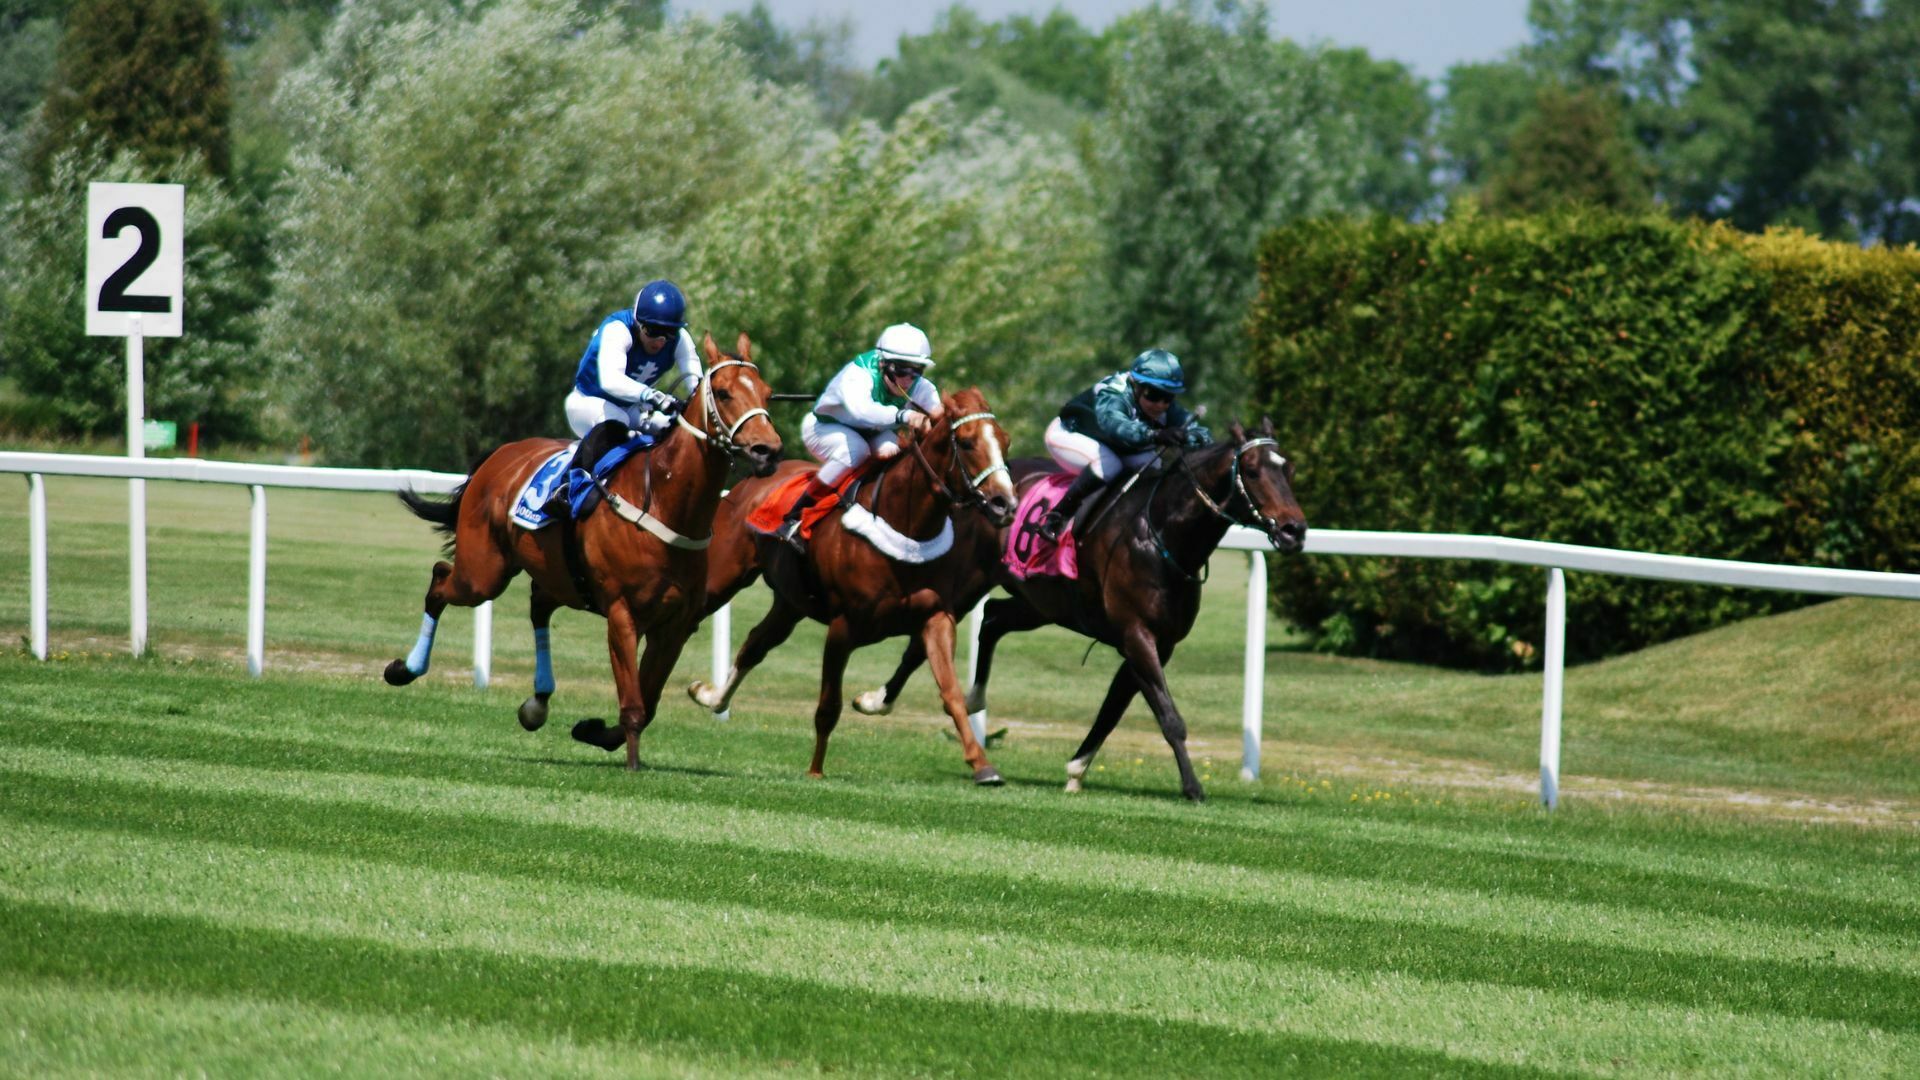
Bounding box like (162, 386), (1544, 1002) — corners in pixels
(1185, 436), (1287, 542)
(676, 358), (772, 457)
(904, 409), (1010, 513)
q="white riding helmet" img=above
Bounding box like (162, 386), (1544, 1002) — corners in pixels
(874, 323), (934, 368)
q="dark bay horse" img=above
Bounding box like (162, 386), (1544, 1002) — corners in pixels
(385, 333), (782, 770)
(859, 419), (1306, 801)
(685, 388), (1018, 784)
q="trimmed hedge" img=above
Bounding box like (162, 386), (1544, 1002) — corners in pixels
(1248, 211), (1920, 668)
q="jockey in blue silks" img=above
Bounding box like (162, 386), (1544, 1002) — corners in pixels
(1038, 348), (1212, 541)
(773, 322), (945, 549)
(565, 279), (704, 439)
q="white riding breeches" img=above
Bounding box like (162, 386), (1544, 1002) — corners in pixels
(802, 412), (903, 487)
(1045, 417), (1154, 481)
(566, 390), (669, 439)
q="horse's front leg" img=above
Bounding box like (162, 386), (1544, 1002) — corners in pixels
(570, 598), (646, 769)
(517, 583), (562, 731)
(1118, 623), (1203, 802)
(635, 613), (695, 739)
(920, 611), (1002, 785)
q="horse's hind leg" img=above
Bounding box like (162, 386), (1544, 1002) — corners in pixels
(385, 543), (516, 686)
(920, 612), (1001, 785)
(808, 619), (855, 778)
(517, 583), (562, 731)
(853, 638), (924, 716)
(964, 595), (1046, 715)
(1065, 663), (1142, 793)
(688, 593), (804, 714)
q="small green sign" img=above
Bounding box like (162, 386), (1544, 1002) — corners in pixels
(143, 420), (177, 451)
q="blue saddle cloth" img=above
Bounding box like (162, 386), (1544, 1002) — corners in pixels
(508, 430), (658, 531)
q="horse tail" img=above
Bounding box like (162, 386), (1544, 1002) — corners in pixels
(397, 448), (494, 554)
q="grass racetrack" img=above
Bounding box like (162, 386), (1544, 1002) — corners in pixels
(3, 476), (1918, 1075)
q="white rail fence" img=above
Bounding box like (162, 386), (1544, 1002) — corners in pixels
(11, 451), (1920, 807)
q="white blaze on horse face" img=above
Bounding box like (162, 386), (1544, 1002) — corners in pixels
(981, 424), (1015, 502)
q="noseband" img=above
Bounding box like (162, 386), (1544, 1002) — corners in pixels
(676, 358), (772, 457)
(1186, 436), (1288, 543)
(905, 409), (1010, 512)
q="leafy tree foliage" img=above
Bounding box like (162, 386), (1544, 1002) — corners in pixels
(1435, 60), (1545, 192)
(677, 97), (1106, 450)
(720, 2), (864, 124)
(1523, 0), (1914, 241)
(1315, 46), (1437, 219)
(30, 0), (232, 182)
(262, 0), (808, 469)
(861, 5), (1105, 134)
(1480, 83), (1651, 215)
(1092, 0), (1364, 406)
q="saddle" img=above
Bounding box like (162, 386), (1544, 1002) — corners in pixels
(744, 465), (868, 541)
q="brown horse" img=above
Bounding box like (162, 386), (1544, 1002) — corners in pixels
(685, 388), (1018, 783)
(858, 419), (1306, 801)
(385, 333), (782, 770)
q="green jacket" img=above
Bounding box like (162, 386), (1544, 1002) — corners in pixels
(1059, 372), (1212, 453)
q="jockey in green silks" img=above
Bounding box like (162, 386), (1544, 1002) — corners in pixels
(1038, 348), (1212, 541)
(775, 322), (945, 549)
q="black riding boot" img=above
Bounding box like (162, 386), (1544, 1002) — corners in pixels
(1039, 469), (1105, 542)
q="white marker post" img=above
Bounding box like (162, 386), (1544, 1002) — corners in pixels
(86, 183), (184, 658)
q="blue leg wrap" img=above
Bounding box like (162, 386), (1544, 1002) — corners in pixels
(533, 627), (555, 695)
(405, 613), (438, 676)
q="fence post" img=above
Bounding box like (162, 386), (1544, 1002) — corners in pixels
(28, 474), (47, 660)
(247, 485), (267, 677)
(473, 601), (492, 689)
(966, 597), (987, 745)
(1540, 567), (1566, 809)
(1241, 549), (1268, 781)
(711, 602), (731, 721)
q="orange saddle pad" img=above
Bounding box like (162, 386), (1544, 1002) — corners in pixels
(745, 466), (866, 539)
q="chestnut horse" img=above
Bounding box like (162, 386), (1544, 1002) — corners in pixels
(385, 333), (782, 770)
(685, 388), (1018, 784)
(857, 419), (1306, 801)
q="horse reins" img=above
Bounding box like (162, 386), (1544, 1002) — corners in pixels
(597, 357), (774, 550)
(1143, 436), (1285, 580)
(903, 409), (1008, 513)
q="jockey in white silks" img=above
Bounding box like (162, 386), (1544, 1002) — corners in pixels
(564, 279), (704, 439)
(774, 323), (945, 549)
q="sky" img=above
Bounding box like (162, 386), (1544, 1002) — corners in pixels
(668, 1), (1535, 81)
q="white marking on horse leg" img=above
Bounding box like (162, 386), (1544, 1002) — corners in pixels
(1065, 754), (1094, 794)
(852, 689), (893, 715)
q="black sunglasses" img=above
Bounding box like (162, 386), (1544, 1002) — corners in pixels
(638, 323), (675, 339)
(1139, 386), (1174, 404)
(883, 362), (920, 379)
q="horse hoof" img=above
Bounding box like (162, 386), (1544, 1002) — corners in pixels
(1185, 786), (1208, 804)
(383, 660), (418, 686)
(517, 694), (549, 732)
(1064, 777), (1083, 794)
(972, 766), (1004, 786)
(851, 690), (892, 716)
(570, 718), (624, 752)
(687, 681), (723, 711)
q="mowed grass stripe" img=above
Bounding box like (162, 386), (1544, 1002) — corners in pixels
(0, 981), (797, 1079)
(6, 821), (1914, 1078)
(6, 750), (1918, 1035)
(5, 715), (1915, 961)
(3, 901), (1552, 1080)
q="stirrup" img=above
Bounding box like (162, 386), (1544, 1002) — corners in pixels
(774, 516), (807, 551)
(1038, 511), (1067, 543)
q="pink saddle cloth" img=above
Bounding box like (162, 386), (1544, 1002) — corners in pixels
(1005, 474), (1080, 581)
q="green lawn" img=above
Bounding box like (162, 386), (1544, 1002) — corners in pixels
(1, 475), (1917, 1075)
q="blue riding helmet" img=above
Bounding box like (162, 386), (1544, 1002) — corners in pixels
(632, 280), (687, 328)
(1129, 349), (1186, 393)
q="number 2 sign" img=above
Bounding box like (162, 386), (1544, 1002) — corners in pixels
(86, 182), (183, 338)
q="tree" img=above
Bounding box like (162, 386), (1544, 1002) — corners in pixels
(1316, 45), (1437, 218)
(1480, 83), (1651, 215)
(29, 0), (231, 182)
(677, 97), (1107, 451)
(860, 4), (1104, 135)
(1436, 59), (1546, 192)
(262, 0), (809, 469)
(721, 1), (864, 124)
(1092, 0), (1364, 405)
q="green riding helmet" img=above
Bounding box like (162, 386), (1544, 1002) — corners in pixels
(1129, 349), (1186, 394)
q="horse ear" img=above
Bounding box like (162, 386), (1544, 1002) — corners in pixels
(736, 331), (752, 363)
(701, 331), (720, 365)
(1229, 420), (1248, 443)
(1260, 415), (1275, 437)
